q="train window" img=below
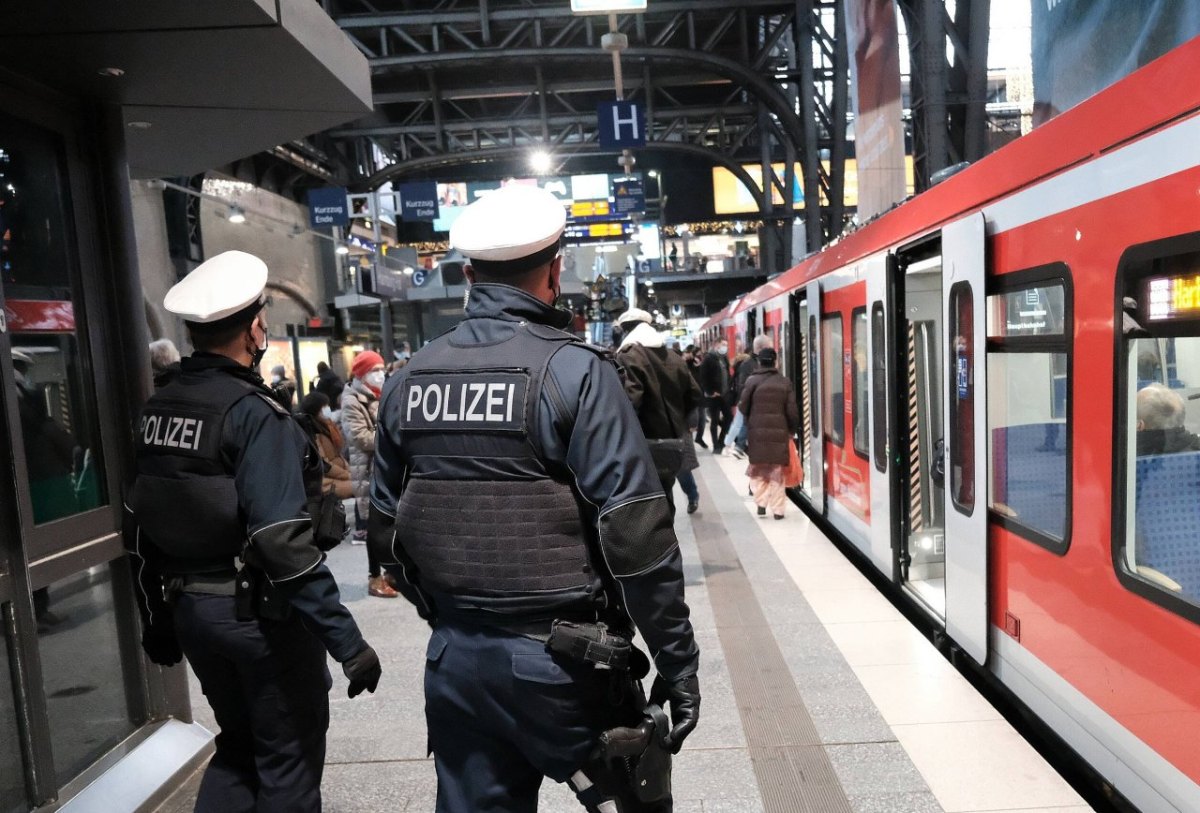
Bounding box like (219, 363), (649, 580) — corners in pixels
(871, 303), (888, 472)
(822, 314), (844, 445)
(985, 271), (1071, 553)
(808, 316), (819, 441)
(851, 308), (869, 458)
(1116, 236), (1200, 619)
(948, 283), (975, 515)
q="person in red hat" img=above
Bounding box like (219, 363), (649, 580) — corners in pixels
(341, 350), (397, 597)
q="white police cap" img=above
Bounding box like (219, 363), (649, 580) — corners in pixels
(450, 185), (566, 272)
(164, 250), (268, 328)
(617, 307), (653, 325)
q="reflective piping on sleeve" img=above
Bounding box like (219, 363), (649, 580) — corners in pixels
(133, 526), (156, 628)
(248, 517), (309, 538)
(264, 553), (324, 584)
(369, 497), (395, 518)
(597, 492), (664, 520)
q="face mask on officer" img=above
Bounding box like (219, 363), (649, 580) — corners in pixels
(247, 315), (268, 369)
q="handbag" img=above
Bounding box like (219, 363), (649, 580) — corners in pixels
(646, 438), (687, 479)
(310, 486), (347, 551)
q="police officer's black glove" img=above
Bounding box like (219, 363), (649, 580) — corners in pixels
(141, 622), (182, 667)
(342, 644), (382, 699)
(650, 673), (700, 754)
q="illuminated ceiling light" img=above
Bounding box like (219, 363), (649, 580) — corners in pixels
(228, 204), (246, 224)
(335, 243), (350, 255)
(127, 120), (152, 130)
(402, 266), (415, 275)
(648, 170), (659, 178)
(530, 150), (553, 174)
(98, 67), (125, 77)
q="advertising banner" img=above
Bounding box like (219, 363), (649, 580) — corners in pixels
(1032, 0), (1200, 126)
(844, 0), (907, 220)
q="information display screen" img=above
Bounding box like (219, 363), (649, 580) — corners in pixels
(1144, 272), (1200, 323)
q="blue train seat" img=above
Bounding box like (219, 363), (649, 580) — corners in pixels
(991, 423), (1067, 541)
(1134, 451), (1200, 602)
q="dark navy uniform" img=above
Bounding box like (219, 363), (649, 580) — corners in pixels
(126, 353), (373, 812)
(370, 284), (700, 812)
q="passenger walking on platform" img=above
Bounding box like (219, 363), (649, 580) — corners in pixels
(342, 350), (398, 598)
(615, 307), (704, 517)
(124, 251), (380, 813)
(726, 334), (772, 459)
(683, 345), (708, 448)
(700, 339), (733, 452)
(739, 347), (800, 519)
(313, 360), (345, 405)
(298, 392), (353, 499)
(369, 185), (700, 813)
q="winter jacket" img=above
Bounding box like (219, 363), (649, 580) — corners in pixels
(733, 355), (757, 401)
(340, 379), (379, 514)
(738, 368), (800, 466)
(616, 322), (703, 442)
(699, 349), (730, 398)
(315, 419), (353, 499)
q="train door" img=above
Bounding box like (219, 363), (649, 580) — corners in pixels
(941, 213), (987, 666)
(746, 308), (758, 349)
(805, 280), (825, 508)
(895, 238), (947, 617)
(866, 255), (893, 574)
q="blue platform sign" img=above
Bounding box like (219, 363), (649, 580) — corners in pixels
(399, 182), (439, 222)
(307, 186), (349, 228)
(597, 101), (646, 149)
(612, 176), (645, 214)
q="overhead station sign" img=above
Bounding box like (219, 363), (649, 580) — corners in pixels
(307, 186), (349, 228)
(570, 0), (646, 14)
(597, 101), (646, 149)
(399, 182), (439, 222)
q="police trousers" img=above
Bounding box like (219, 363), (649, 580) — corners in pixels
(424, 621), (673, 813)
(173, 593), (332, 813)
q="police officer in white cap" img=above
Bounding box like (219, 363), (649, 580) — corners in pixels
(369, 185), (700, 811)
(123, 250), (380, 812)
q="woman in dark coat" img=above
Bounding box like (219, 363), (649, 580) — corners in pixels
(738, 347), (800, 519)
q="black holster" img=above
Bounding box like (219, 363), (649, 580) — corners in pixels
(234, 564), (292, 622)
(593, 701), (673, 804)
(547, 620), (633, 671)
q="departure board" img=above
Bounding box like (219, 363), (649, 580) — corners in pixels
(1145, 272), (1200, 322)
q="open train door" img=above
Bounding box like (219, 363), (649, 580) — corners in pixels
(865, 254), (893, 574)
(941, 213), (988, 666)
(805, 279), (824, 509)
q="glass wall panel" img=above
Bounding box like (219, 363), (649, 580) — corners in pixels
(821, 315), (844, 445)
(36, 562), (137, 786)
(1, 113), (108, 525)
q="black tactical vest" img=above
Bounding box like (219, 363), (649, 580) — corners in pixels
(129, 365), (276, 574)
(394, 318), (604, 616)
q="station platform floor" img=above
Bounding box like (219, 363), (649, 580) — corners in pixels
(156, 454), (1092, 813)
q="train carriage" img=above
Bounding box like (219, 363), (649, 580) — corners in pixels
(700, 37), (1200, 813)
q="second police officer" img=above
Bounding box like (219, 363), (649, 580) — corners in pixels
(369, 185), (701, 812)
(124, 251), (381, 812)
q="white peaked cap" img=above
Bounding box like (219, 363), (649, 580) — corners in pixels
(449, 185), (566, 262)
(164, 250), (268, 324)
(617, 307), (653, 325)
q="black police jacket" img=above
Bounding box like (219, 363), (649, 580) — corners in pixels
(124, 353), (367, 662)
(370, 284), (699, 682)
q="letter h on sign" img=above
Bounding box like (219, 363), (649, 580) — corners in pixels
(597, 101), (646, 149)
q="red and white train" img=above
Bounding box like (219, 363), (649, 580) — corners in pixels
(699, 37), (1200, 813)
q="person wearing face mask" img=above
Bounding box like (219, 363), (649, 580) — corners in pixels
(369, 185), (700, 812)
(298, 392), (353, 499)
(341, 349), (398, 598)
(123, 251), (380, 812)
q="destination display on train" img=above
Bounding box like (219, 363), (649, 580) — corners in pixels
(1144, 272), (1200, 322)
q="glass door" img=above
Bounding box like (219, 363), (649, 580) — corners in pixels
(0, 99), (146, 804)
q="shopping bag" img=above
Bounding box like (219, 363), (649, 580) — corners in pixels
(784, 439), (803, 488)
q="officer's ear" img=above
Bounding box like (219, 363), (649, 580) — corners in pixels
(548, 255), (563, 286)
(463, 264), (476, 285)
